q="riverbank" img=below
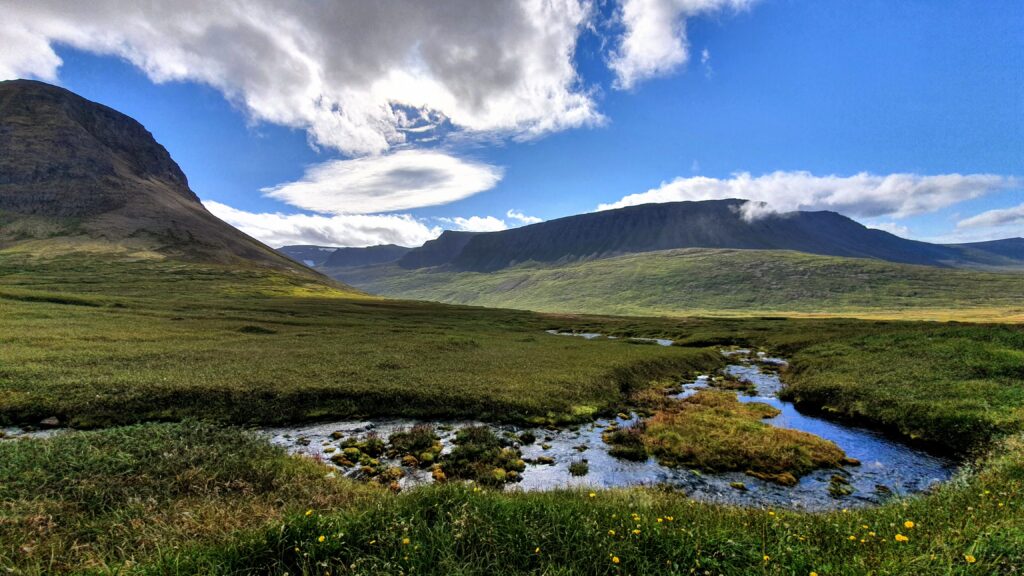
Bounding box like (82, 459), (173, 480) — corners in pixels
(1, 421), (1020, 574)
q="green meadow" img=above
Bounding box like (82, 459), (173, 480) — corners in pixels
(329, 248), (1024, 322)
(1, 249), (1023, 574)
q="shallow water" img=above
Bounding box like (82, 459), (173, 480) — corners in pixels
(0, 426), (62, 441)
(268, 335), (955, 510)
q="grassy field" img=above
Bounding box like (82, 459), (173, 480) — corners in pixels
(2, 247), (1024, 574)
(329, 248), (1024, 322)
(0, 250), (722, 428)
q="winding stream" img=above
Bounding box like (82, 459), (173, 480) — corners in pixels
(266, 333), (955, 510)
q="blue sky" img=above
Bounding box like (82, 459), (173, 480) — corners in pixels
(2, 0), (1021, 247)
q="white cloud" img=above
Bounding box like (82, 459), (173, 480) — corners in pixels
(609, 0), (753, 89)
(598, 171), (1019, 220)
(506, 209), (543, 224)
(1, 0), (602, 156)
(437, 215), (509, 232)
(867, 222), (911, 238)
(204, 200), (442, 248)
(262, 150), (503, 215)
(957, 203), (1024, 230)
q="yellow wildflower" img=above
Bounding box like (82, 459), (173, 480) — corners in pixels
(589, 492), (596, 498)
(763, 555), (770, 562)
(903, 520), (915, 529)
(848, 535), (856, 541)
(810, 572), (818, 576)
(895, 533), (909, 543)
(608, 530), (616, 536)
(402, 537), (410, 545)
(535, 547), (540, 554)
(305, 509), (314, 516)
(318, 535), (325, 543)
(611, 556), (620, 564)
(965, 554), (977, 564)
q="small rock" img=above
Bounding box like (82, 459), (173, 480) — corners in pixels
(730, 481), (748, 491)
(39, 417), (61, 428)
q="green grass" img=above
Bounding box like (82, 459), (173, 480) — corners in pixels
(0, 421), (378, 573)
(5, 422), (1021, 575)
(330, 248), (1024, 322)
(640, 390), (849, 481)
(0, 251), (723, 428)
(161, 437), (1024, 576)
(550, 316), (1024, 454)
(2, 247), (1024, 574)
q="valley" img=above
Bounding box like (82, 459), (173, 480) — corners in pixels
(0, 78), (1021, 575)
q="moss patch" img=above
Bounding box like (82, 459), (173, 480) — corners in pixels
(640, 390), (847, 482)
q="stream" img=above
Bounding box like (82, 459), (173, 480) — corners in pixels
(265, 333), (955, 510)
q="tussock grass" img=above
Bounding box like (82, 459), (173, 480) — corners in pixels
(141, 432), (1024, 576)
(642, 390), (847, 480)
(0, 422), (376, 573)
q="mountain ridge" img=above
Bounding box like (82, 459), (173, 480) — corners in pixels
(296, 200), (1024, 273)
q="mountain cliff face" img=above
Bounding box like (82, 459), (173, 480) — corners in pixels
(0, 79), (307, 272)
(390, 200), (1024, 272)
(397, 231), (480, 269)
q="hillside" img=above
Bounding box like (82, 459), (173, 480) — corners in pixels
(382, 200), (1024, 272)
(330, 248), (1024, 321)
(0, 79), (313, 274)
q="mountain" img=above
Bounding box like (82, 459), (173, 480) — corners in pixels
(278, 245), (340, 267)
(397, 231), (480, 269)
(325, 244), (411, 268)
(0, 79), (309, 273)
(279, 244), (413, 268)
(948, 238), (1024, 261)
(387, 200), (1023, 272)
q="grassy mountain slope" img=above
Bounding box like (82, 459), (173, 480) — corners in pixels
(329, 248), (1024, 322)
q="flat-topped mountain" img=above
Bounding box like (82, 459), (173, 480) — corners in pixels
(382, 200), (1024, 272)
(0, 79), (308, 272)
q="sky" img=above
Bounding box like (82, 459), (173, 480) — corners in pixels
(1, 0), (1021, 248)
